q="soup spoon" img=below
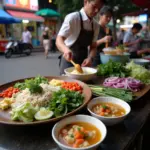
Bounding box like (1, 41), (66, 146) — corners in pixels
(70, 60), (83, 73)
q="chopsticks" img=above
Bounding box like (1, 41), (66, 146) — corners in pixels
(105, 28), (109, 48)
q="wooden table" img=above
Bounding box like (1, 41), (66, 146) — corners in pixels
(0, 78), (150, 150)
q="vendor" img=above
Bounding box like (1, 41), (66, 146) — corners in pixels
(92, 6), (113, 67)
(123, 23), (150, 58)
(56, 0), (105, 75)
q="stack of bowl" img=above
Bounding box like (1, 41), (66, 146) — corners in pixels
(100, 52), (130, 64)
(101, 47), (130, 64)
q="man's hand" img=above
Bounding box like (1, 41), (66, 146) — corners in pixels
(63, 49), (73, 62)
(135, 39), (143, 44)
(81, 57), (92, 67)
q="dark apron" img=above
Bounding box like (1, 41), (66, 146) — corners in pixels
(59, 12), (94, 75)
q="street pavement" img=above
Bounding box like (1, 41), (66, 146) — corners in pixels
(0, 52), (61, 85)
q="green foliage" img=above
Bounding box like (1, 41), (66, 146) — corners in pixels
(106, 0), (139, 19)
(55, 0), (83, 19)
(55, 0), (140, 19)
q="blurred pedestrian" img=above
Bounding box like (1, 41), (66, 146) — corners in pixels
(42, 27), (50, 59)
(92, 5), (113, 66)
(123, 23), (150, 58)
(22, 27), (32, 44)
(117, 29), (125, 44)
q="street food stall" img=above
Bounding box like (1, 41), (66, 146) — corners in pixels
(0, 9), (21, 52)
(0, 57), (150, 149)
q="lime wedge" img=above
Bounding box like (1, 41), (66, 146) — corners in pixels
(34, 107), (53, 121)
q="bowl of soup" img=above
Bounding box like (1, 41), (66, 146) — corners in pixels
(52, 115), (107, 150)
(87, 97), (131, 126)
(64, 67), (97, 81)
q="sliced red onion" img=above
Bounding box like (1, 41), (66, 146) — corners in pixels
(103, 77), (143, 91)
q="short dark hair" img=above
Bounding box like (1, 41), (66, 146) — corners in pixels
(87, 0), (106, 3)
(132, 23), (142, 30)
(100, 5), (113, 15)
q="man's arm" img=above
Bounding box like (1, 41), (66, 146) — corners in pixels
(56, 13), (78, 61)
(56, 36), (71, 54)
(123, 32), (138, 46)
(88, 42), (97, 60)
(124, 41), (138, 47)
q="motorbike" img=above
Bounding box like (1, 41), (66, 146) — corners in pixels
(5, 41), (32, 58)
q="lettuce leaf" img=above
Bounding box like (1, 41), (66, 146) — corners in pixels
(126, 61), (150, 84)
(10, 102), (39, 122)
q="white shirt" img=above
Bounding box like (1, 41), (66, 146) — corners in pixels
(123, 30), (139, 52)
(22, 31), (32, 43)
(58, 8), (99, 47)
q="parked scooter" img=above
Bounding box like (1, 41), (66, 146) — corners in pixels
(5, 40), (32, 58)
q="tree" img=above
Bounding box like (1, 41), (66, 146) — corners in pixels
(54, 0), (82, 19)
(55, 0), (140, 39)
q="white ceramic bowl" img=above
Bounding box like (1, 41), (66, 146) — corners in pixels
(131, 59), (150, 66)
(87, 97), (131, 126)
(52, 115), (107, 150)
(64, 67), (97, 81)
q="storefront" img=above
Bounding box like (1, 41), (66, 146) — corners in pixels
(3, 0), (44, 46)
(44, 18), (57, 33)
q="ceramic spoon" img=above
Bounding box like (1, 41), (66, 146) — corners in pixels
(70, 60), (83, 73)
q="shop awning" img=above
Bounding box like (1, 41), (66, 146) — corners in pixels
(0, 9), (21, 24)
(7, 10), (44, 22)
(36, 9), (60, 17)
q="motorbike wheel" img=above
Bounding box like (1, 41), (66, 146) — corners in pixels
(25, 49), (32, 56)
(5, 49), (12, 58)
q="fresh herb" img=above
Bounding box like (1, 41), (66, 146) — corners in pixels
(102, 105), (108, 109)
(77, 127), (81, 131)
(97, 60), (130, 77)
(70, 134), (74, 138)
(49, 89), (84, 117)
(14, 76), (48, 93)
(25, 79), (43, 94)
(88, 84), (133, 102)
(33, 75), (49, 85)
(14, 82), (26, 90)
(116, 44), (125, 50)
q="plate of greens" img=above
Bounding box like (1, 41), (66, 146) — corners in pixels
(0, 76), (92, 125)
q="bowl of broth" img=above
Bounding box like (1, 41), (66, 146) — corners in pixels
(87, 97), (131, 126)
(52, 115), (107, 150)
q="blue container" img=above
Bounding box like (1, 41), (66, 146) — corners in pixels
(100, 53), (130, 64)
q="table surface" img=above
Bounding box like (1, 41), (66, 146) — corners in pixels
(0, 78), (150, 150)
